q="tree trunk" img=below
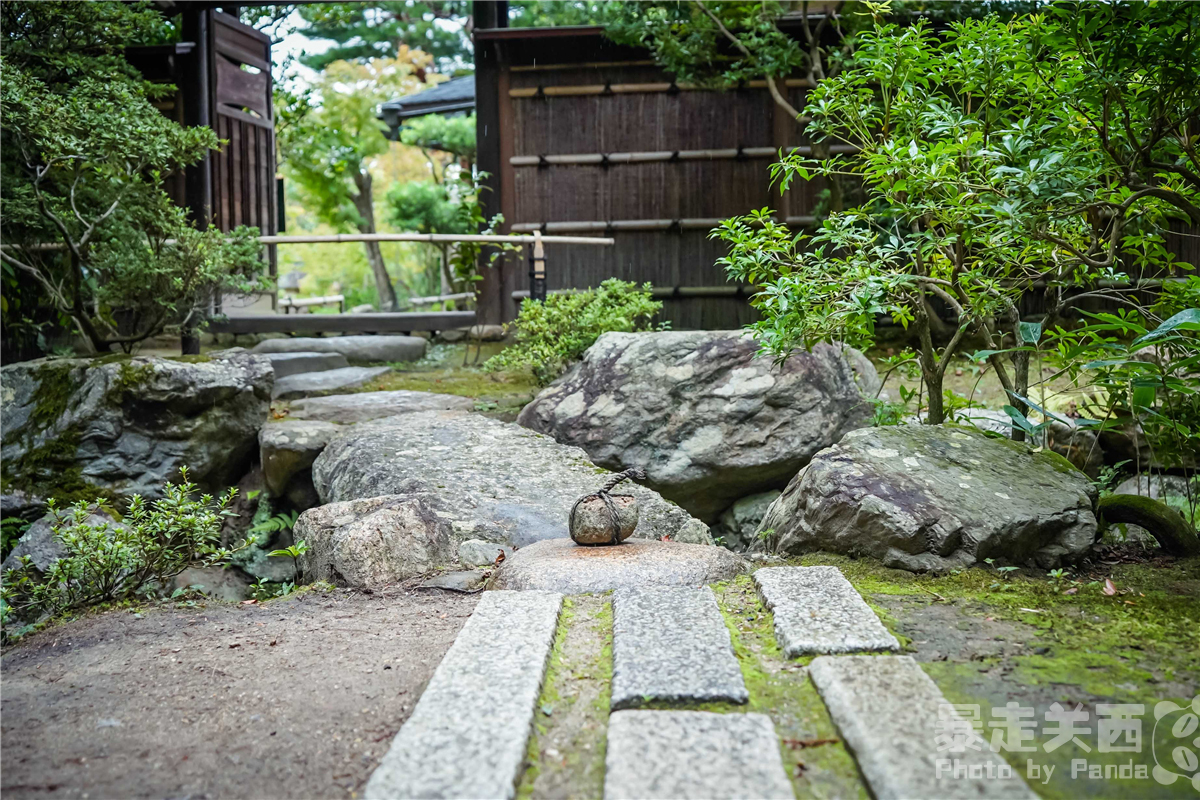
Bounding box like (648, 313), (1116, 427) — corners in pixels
(352, 169), (399, 311)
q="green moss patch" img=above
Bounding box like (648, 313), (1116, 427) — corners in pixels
(516, 595), (612, 800)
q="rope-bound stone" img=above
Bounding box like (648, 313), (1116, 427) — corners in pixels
(569, 468), (647, 546)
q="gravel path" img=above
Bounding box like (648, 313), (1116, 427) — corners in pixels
(1, 586), (477, 800)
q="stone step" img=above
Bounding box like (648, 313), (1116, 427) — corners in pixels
(364, 590), (562, 800)
(252, 334), (427, 362)
(611, 586), (747, 709)
(286, 389), (474, 422)
(262, 351), (349, 378)
(754, 566), (900, 656)
(808, 655), (1036, 800)
(604, 710), (794, 800)
(493, 538), (746, 593)
(271, 366), (392, 400)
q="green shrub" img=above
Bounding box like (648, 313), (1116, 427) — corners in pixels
(1, 469), (247, 625)
(484, 279), (664, 385)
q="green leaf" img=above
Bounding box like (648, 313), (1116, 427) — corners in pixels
(1131, 309), (1200, 347)
(1018, 321), (1043, 345)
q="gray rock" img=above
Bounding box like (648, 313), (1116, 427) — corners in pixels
(1114, 472), (1194, 501)
(611, 586), (747, 709)
(271, 366), (392, 400)
(518, 331), (879, 521)
(173, 566), (252, 602)
(365, 591), (562, 800)
(0, 490), (47, 521)
(808, 655), (1036, 799)
(1, 509), (120, 574)
(712, 490), (780, 551)
(251, 335), (426, 363)
(492, 538), (746, 593)
(262, 351), (349, 378)
(296, 495), (453, 588)
(418, 570), (487, 592)
(754, 566), (900, 656)
(312, 410), (711, 548)
(458, 539), (513, 567)
(758, 425), (1099, 571)
(286, 390), (474, 423)
(604, 710), (793, 800)
(1, 351), (271, 500)
(259, 420), (342, 498)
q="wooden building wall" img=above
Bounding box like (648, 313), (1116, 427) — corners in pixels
(475, 26), (821, 329)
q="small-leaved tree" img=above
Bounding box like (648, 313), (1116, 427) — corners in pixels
(715, 3), (1198, 434)
(0, 1), (266, 354)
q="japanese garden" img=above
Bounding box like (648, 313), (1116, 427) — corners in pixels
(1, 2), (1198, 799)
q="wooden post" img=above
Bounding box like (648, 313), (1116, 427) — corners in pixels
(529, 230), (547, 303)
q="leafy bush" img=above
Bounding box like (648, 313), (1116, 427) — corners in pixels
(1, 470), (247, 624)
(484, 279), (664, 385)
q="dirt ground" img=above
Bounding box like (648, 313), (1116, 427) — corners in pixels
(1, 586), (478, 800)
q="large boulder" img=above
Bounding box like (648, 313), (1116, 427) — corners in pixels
(295, 495), (453, 587)
(251, 335), (426, 363)
(311, 410), (712, 549)
(517, 331), (879, 520)
(757, 425), (1099, 572)
(1, 351), (272, 501)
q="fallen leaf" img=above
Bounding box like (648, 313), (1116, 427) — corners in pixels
(1123, 600), (1136, 606)
(660, 534), (673, 542)
(1017, 608), (1044, 614)
(228, 643), (241, 649)
(782, 737), (839, 749)
(1063, 587), (1078, 595)
(269, 640), (277, 646)
(241, 599), (257, 605)
(493, 551), (506, 567)
(1103, 578), (1117, 596)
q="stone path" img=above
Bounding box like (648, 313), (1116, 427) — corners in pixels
(611, 587), (747, 709)
(366, 558), (1035, 800)
(365, 591), (562, 800)
(809, 655), (1036, 799)
(272, 365), (392, 400)
(755, 565), (900, 656)
(604, 710), (793, 800)
(261, 351), (348, 378)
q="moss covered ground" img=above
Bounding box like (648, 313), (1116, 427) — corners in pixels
(800, 552), (1200, 799)
(344, 342), (538, 420)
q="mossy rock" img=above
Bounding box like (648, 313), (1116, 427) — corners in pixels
(1, 352), (273, 503)
(1098, 494), (1200, 556)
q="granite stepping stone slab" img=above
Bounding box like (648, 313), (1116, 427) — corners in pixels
(611, 586), (747, 709)
(286, 389), (474, 423)
(252, 334), (426, 362)
(493, 538), (746, 593)
(365, 590), (562, 800)
(809, 655), (1036, 800)
(262, 351), (349, 378)
(271, 366), (392, 400)
(604, 710), (794, 800)
(754, 565), (900, 656)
